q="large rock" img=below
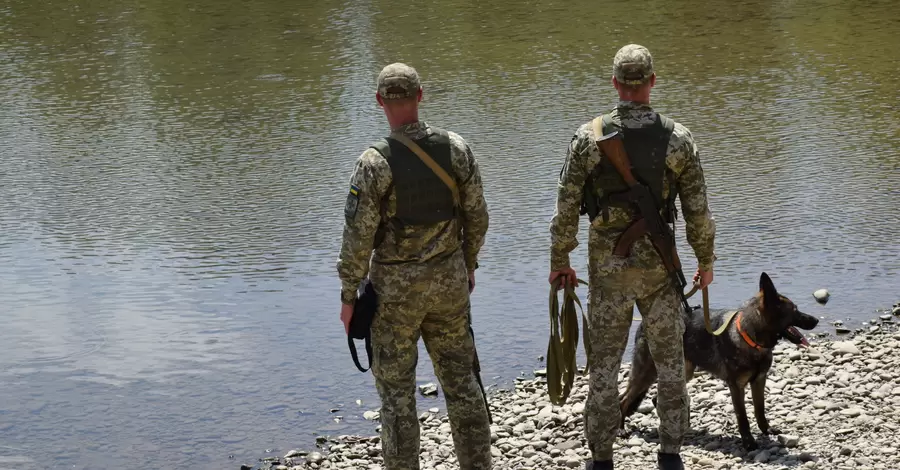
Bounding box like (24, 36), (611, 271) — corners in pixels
(833, 341), (860, 355)
(813, 289), (830, 304)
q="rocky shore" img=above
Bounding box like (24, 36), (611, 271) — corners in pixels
(249, 304), (900, 470)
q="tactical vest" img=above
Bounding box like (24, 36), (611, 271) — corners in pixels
(370, 127), (458, 226)
(585, 112), (677, 224)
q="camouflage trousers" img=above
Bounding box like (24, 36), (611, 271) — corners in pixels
(583, 231), (689, 460)
(369, 250), (492, 470)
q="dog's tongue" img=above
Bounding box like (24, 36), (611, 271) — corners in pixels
(787, 326), (810, 348)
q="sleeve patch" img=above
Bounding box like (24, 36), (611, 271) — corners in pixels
(345, 185), (360, 220)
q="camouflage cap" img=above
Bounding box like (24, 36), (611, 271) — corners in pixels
(613, 44), (654, 85)
(376, 62), (421, 100)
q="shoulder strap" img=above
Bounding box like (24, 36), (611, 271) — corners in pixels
(390, 132), (460, 206)
(601, 113), (617, 135)
(658, 114), (679, 210)
(659, 113), (675, 134)
(371, 138), (391, 158)
(591, 117), (603, 143)
(591, 113), (619, 153)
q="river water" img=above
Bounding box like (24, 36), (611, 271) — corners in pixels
(1, 0), (898, 468)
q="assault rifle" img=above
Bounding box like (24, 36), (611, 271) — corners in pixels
(593, 121), (692, 314)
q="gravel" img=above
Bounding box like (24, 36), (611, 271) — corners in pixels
(249, 314), (900, 470)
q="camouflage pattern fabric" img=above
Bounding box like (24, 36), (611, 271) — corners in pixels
(583, 239), (689, 459)
(377, 62), (421, 100)
(549, 101), (715, 461)
(549, 101), (716, 274)
(336, 120), (491, 469)
(613, 44), (655, 86)
(337, 120), (489, 304)
(369, 250), (492, 470)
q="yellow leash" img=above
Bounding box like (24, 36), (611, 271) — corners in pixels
(680, 282), (733, 335)
(546, 276), (590, 406)
(546, 279), (731, 405)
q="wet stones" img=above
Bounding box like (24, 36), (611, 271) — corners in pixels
(270, 322), (900, 470)
(419, 383), (438, 396)
(813, 289), (830, 304)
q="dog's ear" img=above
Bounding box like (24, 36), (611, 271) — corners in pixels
(759, 272), (780, 311)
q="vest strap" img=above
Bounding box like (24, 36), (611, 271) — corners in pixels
(371, 138), (391, 159)
(390, 133), (460, 207)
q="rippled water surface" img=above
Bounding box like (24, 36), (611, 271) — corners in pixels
(1, 0), (898, 468)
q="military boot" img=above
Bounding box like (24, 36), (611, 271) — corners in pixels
(585, 460), (613, 470)
(658, 452), (684, 470)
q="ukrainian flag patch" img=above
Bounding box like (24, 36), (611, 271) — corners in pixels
(345, 184), (360, 221)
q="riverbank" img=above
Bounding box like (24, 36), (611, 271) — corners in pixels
(250, 303), (900, 470)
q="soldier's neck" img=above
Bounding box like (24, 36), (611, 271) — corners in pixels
(387, 113), (420, 132)
(617, 93), (651, 105)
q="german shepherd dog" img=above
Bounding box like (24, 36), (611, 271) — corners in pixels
(619, 272), (819, 450)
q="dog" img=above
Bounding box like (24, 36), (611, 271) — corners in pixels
(618, 272), (820, 450)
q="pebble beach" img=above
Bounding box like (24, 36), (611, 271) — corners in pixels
(248, 303), (900, 470)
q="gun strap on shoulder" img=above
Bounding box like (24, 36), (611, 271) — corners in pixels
(589, 114), (677, 221)
(348, 334), (373, 372)
(591, 113), (619, 141)
(591, 116), (605, 148)
(390, 133), (460, 206)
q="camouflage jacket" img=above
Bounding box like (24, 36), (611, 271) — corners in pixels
(337, 121), (489, 304)
(549, 101), (716, 272)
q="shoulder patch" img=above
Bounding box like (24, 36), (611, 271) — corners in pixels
(559, 134), (578, 179)
(345, 184), (360, 221)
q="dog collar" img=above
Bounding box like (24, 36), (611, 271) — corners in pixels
(736, 311), (766, 351)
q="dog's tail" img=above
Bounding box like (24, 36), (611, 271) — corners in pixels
(618, 331), (657, 428)
(620, 388), (650, 425)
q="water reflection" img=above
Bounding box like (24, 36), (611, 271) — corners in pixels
(0, 0), (897, 468)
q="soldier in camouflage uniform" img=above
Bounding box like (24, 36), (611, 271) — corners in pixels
(549, 45), (716, 470)
(336, 63), (492, 470)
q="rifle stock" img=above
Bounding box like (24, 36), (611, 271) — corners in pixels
(596, 138), (638, 187)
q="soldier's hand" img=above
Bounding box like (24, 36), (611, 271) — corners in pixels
(340, 303), (354, 335)
(549, 267), (577, 290)
(468, 270), (476, 293)
(693, 268), (714, 289)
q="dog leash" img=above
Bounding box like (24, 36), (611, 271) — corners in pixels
(546, 277), (730, 407)
(683, 282), (733, 336)
(546, 276), (590, 406)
